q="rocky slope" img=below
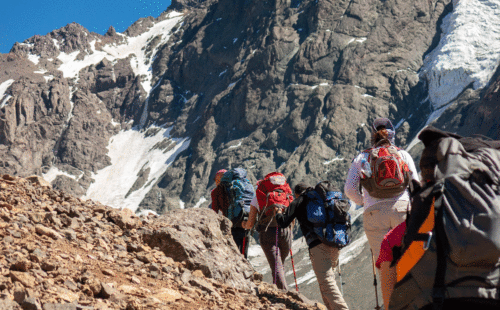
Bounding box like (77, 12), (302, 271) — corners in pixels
(0, 174), (327, 310)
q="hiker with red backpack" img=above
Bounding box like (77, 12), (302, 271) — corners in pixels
(242, 172), (294, 290)
(344, 118), (419, 263)
(211, 169), (228, 214)
(276, 181), (350, 310)
(211, 168), (254, 258)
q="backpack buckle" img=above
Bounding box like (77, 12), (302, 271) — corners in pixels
(423, 232), (433, 250)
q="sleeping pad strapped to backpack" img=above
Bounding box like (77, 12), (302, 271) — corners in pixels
(220, 168), (254, 225)
(255, 172), (293, 231)
(306, 181), (351, 248)
(389, 127), (500, 310)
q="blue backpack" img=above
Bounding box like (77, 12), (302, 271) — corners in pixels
(306, 181), (351, 248)
(220, 168), (255, 223)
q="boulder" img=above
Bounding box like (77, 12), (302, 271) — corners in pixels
(140, 208), (256, 292)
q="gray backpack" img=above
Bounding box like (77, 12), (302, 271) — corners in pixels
(389, 129), (500, 310)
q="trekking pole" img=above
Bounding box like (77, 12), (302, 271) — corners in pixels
(274, 226), (279, 285)
(289, 248), (299, 292)
(242, 235), (247, 256)
(338, 258), (343, 295)
(371, 249), (382, 310)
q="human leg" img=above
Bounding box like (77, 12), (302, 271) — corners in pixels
(278, 226), (291, 265)
(259, 228), (288, 289)
(232, 227), (246, 254)
(380, 261), (396, 310)
(309, 243), (349, 310)
(363, 200), (408, 260)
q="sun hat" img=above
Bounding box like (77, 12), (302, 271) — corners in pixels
(372, 117), (395, 132)
(214, 169), (227, 185)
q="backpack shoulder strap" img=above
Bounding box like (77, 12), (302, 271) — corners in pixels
(432, 182), (447, 309)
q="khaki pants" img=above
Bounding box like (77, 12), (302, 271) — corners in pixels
(363, 200), (409, 260)
(309, 243), (349, 310)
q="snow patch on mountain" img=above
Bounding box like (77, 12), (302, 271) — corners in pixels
(323, 157), (344, 165)
(27, 54), (40, 65)
(56, 11), (183, 94)
(0, 95), (12, 109)
(193, 197), (207, 208)
(42, 166), (78, 182)
(339, 234), (368, 265)
(295, 270), (316, 286)
(228, 141), (243, 149)
(83, 126), (190, 212)
(420, 0), (500, 108)
(0, 79), (15, 99)
(57, 51), (81, 78)
(136, 209), (159, 217)
(0, 79), (14, 108)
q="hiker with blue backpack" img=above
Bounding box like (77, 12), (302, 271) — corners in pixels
(211, 168), (254, 258)
(275, 181), (350, 310)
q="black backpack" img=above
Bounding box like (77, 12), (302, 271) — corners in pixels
(389, 127), (500, 310)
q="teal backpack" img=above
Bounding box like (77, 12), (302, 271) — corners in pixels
(220, 168), (254, 223)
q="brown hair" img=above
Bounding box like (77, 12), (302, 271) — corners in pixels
(371, 128), (390, 146)
(294, 182), (309, 196)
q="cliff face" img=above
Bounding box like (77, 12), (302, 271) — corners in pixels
(2, 0), (499, 212)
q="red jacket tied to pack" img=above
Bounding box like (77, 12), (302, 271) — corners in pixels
(256, 172), (293, 216)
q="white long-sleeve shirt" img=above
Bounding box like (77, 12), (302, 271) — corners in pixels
(344, 149), (420, 211)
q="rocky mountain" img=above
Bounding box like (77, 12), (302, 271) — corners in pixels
(1, 0), (499, 211)
(1, 0), (499, 308)
(0, 174), (326, 310)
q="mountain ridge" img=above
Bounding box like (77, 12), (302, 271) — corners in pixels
(1, 0), (500, 308)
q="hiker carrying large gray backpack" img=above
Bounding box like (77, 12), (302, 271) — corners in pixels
(389, 126), (500, 310)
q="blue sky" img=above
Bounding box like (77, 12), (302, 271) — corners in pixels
(0, 0), (172, 54)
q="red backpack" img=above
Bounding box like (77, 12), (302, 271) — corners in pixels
(360, 145), (411, 198)
(255, 172), (293, 230)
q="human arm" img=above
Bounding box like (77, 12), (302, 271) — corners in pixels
(242, 205), (258, 230)
(275, 196), (301, 228)
(400, 150), (420, 183)
(344, 154), (365, 206)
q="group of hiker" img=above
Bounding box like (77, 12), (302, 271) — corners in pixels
(210, 117), (500, 310)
